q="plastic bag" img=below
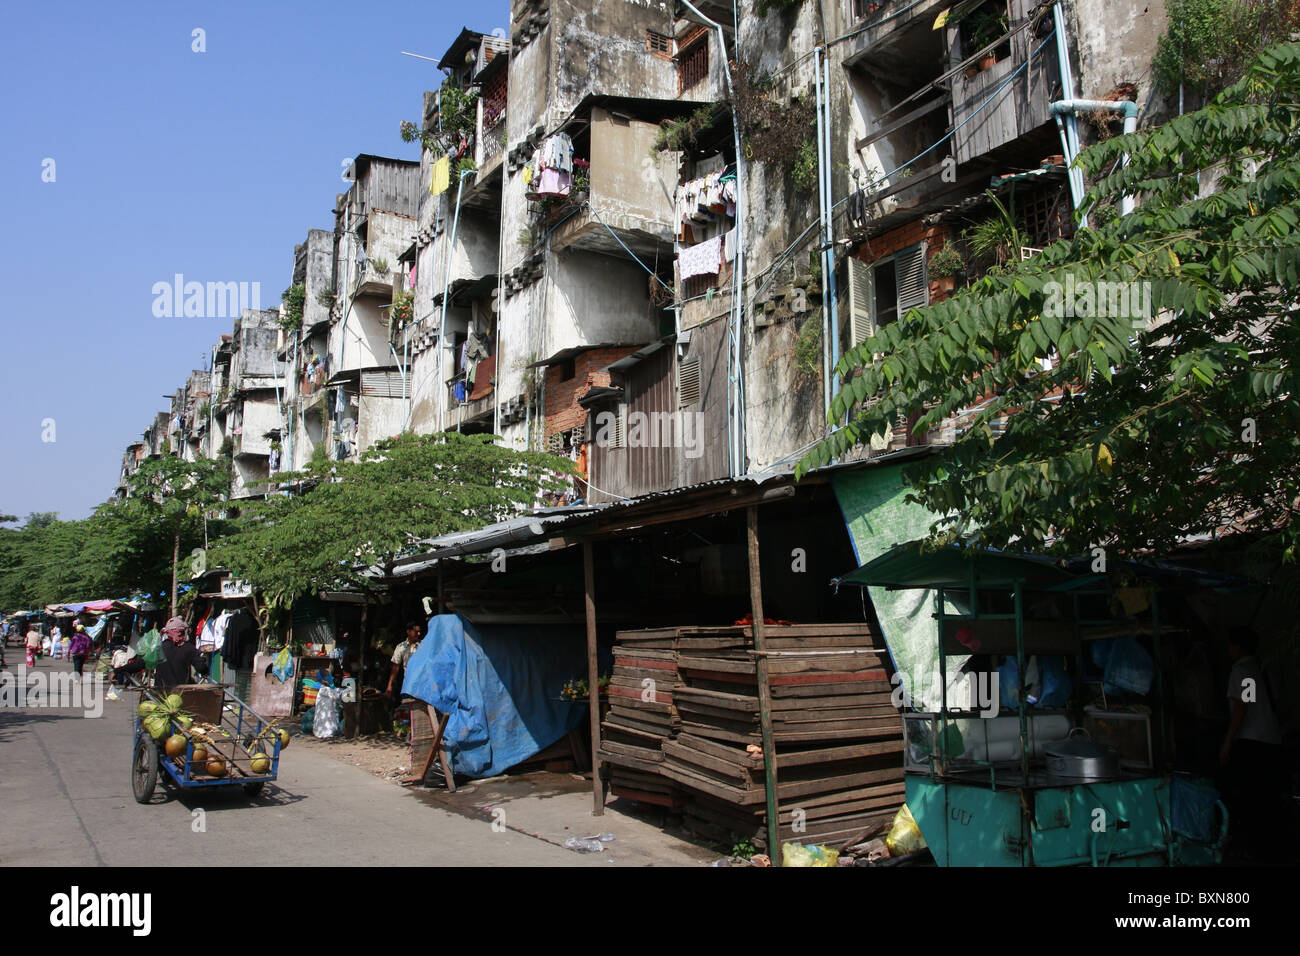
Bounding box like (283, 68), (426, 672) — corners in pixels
(1037, 656), (1070, 709)
(781, 842), (840, 867)
(138, 629), (163, 669)
(271, 646), (293, 683)
(313, 686), (341, 739)
(1103, 637), (1155, 695)
(885, 804), (926, 857)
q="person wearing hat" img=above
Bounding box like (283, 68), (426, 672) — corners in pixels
(68, 622), (92, 679)
(155, 617), (198, 691)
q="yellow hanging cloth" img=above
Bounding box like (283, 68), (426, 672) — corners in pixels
(523, 164), (534, 186)
(430, 155), (450, 196)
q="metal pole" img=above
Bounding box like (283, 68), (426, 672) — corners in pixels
(582, 540), (603, 816)
(746, 506), (780, 862)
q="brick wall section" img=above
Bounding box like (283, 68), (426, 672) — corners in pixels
(856, 219), (952, 265)
(544, 345), (641, 436)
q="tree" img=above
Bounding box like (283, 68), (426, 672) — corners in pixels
(800, 42), (1300, 561)
(124, 456), (231, 615)
(210, 432), (574, 608)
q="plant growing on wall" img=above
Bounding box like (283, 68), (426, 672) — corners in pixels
(280, 283), (306, 331)
(791, 138), (818, 193)
(653, 105), (719, 154)
(732, 61), (818, 184)
(369, 257), (389, 274)
(1152, 0), (1300, 99)
(794, 315), (823, 381)
(317, 289), (337, 310)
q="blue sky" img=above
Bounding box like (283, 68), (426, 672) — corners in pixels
(0, 0), (508, 522)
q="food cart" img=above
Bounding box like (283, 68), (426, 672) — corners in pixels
(129, 680), (284, 803)
(838, 542), (1233, 866)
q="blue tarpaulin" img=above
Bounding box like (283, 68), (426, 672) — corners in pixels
(402, 614), (589, 778)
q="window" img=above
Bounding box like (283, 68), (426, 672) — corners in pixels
(646, 31), (672, 58)
(558, 357), (575, 381)
(677, 35), (709, 93)
(482, 70), (508, 131)
(839, 241), (928, 352)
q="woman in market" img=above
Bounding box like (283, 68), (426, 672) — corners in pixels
(154, 616), (198, 691)
(25, 623), (42, 667)
(68, 621), (91, 678)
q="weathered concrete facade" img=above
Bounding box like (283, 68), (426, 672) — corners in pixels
(119, 0), (1175, 513)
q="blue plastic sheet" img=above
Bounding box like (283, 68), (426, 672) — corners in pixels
(402, 614), (589, 778)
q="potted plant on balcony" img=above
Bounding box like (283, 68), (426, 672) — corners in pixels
(928, 245), (966, 294)
(571, 159), (591, 202)
(965, 8), (1008, 71)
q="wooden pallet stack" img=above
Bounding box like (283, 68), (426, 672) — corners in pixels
(598, 627), (684, 807)
(658, 623), (904, 850)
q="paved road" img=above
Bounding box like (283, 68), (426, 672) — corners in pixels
(1, 656), (699, 866)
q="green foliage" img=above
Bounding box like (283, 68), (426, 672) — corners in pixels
(792, 138), (818, 194)
(963, 189), (1028, 269)
(653, 106), (719, 154)
(391, 291), (414, 326)
(400, 81), (479, 156)
(800, 41), (1300, 561)
(1152, 0), (1300, 98)
(280, 283), (306, 331)
(457, 157), (477, 177)
(209, 432), (575, 605)
(794, 316), (823, 379)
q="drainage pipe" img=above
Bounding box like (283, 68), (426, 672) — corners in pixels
(1050, 99), (1139, 218)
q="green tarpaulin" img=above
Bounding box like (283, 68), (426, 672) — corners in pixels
(831, 463), (971, 712)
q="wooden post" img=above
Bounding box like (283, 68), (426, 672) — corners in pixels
(582, 539), (603, 816)
(359, 600), (368, 704)
(437, 561), (445, 613)
(747, 506), (781, 863)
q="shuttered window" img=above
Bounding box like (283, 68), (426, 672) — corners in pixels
(895, 242), (929, 313)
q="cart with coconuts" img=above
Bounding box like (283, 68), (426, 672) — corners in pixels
(129, 680), (286, 803)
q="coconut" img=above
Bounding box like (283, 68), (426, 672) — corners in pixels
(144, 715), (171, 740)
(138, 701), (159, 717)
(277, 729), (291, 750)
(165, 693), (184, 711)
(191, 744), (208, 764)
(249, 753), (271, 774)
(176, 715), (193, 731)
(164, 734), (189, 758)
(205, 757), (227, 777)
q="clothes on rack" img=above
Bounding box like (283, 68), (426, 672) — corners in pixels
(528, 133), (575, 198)
(675, 168), (737, 241)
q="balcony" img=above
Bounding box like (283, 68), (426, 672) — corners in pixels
(546, 104), (679, 261)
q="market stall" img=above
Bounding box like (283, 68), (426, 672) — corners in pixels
(838, 542), (1238, 867)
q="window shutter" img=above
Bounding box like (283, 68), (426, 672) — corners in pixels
(895, 242), (929, 314)
(844, 257), (875, 344)
(678, 358), (701, 407)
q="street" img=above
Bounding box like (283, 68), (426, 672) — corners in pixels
(1, 657), (707, 867)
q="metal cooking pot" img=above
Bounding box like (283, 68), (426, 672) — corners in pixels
(1043, 728), (1121, 781)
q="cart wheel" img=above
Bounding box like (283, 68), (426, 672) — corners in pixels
(132, 737), (159, 804)
(243, 781), (265, 798)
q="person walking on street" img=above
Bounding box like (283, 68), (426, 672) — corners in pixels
(25, 625), (41, 667)
(68, 622), (91, 679)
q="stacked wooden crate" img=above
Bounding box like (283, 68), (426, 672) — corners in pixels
(598, 627), (683, 807)
(659, 623), (904, 850)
